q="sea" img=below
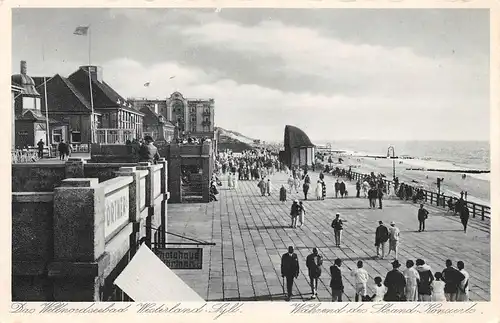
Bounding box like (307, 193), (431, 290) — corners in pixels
(317, 140), (490, 172)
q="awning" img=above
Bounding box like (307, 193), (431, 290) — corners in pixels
(114, 244), (205, 302)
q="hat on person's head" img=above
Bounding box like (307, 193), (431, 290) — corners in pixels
(391, 260), (401, 268)
(378, 220), (383, 225)
(144, 135), (154, 142)
(294, 199), (299, 203)
(336, 213), (340, 217)
(390, 221), (395, 226)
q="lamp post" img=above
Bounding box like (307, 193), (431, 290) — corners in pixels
(387, 145), (396, 180)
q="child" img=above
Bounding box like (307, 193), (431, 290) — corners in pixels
(431, 272), (447, 302)
(370, 276), (386, 302)
(351, 260), (369, 302)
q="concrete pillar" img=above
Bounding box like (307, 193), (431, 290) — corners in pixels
(157, 158), (169, 246)
(65, 157), (86, 178)
(50, 178), (109, 301)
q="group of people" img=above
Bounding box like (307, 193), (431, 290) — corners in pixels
(281, 246), (470, 302)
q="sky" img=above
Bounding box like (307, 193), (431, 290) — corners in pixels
(12, 8), (490, 143)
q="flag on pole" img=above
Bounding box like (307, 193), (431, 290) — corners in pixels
(144, 82), (150, 87)
(169, 76), (176, 79)
(74, 26), (89, 36)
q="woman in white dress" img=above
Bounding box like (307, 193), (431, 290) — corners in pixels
(227, 172), (233, 189)
(315, 180), (322, 200)
(431, 272), (447, 302)
(371, 276), (386, 302)
(298, 201), (305, 227)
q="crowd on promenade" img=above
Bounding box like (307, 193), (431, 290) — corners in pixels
(281, 246), (471, 302)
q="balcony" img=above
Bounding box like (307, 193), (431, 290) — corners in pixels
(202, 111), (211, 116)
(202, 121), (211, 127)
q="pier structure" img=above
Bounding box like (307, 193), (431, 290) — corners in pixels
(168, 171), (490, 302)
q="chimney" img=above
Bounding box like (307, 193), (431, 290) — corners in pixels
(20, 60), (27, 75)
(81, 66), (103, 82)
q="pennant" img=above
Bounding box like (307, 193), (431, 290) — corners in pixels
(73, 26), (89, 36)
(169, 76), (176, 79)
(144, 82), (150, 87)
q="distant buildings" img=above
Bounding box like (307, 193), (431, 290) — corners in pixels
(12, 60), (215, 148)
(130, 91), (215, 140)
(11, 61), (61, 149)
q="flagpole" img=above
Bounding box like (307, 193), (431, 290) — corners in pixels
(42, 41), (52, 157)
(87, 25), (95, 144)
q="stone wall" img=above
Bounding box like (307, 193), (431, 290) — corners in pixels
(11, 159), (170, 301)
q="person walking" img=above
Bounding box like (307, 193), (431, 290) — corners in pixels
(356, 180), (361, 198)
(442, 259), (465, 302)
(315, 180), (322, 200)
(460, 205), (470, 233)
(362, 180), (369, 198)
(37, 139), (44, 158)
(431, 272), (447, 302)
(369, 277), (386, 302)
(265, 178), (272, 196)
(368, 187), (377, 208)
(334, 180), (340, 198)
(306, 248), (323, 298)
(456, 261), (470, 301)
(387, 221), (400, 260)
(58, 140), (68, 160)
(403, 260), (420, 301)
(281, 246), (300, 301)
(290, 200), (299, 228)
(302, 172), (311, 200)
(280, 184), (287, 202)
(331, 213), (344, 247)
(351, 260), (369, 302)
(375, 221), (390, 259)
(339, 181), (346, 198)
(257, 178), (266, 196)
(329, 258), (344, 302)
(287, 175), (295, 193)
(377, 186), (384, 209)
(418, 203), (429, 232)
(383, 260), (406, 301)
(416, 259), (434, 301)
(293, 175), (301, 193)
(298, 201), (306, 227)
(321, 180), (327, 200)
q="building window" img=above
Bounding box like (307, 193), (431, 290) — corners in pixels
(53, 129), (63, 143)
(71, 131), (82, 143)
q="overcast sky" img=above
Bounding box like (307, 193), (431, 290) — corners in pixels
(12, 8), (490, 142)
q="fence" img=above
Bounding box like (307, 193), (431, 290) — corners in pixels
(337, 168), (491, 221)
(96, 128), (135, 144)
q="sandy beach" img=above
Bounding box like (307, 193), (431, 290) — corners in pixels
(326, 153), (490, 207)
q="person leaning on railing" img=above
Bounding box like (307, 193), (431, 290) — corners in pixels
(139, 135), (161, 164)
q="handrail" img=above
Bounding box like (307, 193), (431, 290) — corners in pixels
(328, 167), (491, 221)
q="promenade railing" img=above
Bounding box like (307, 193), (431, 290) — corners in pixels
(333, 168), (490, 221)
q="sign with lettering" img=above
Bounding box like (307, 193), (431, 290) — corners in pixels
(105, 188), (129, 241)
(154, 248), (203, 270)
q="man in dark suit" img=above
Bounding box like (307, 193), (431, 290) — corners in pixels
(306, 248), (323, 298)
(281, 246), (299, 301)
(383, 260), (406, 301)
(139, 135), (161, 163)
(329, 258), (344, 301)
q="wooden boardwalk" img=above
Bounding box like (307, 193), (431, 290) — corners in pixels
(167, 171), (490, 302)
